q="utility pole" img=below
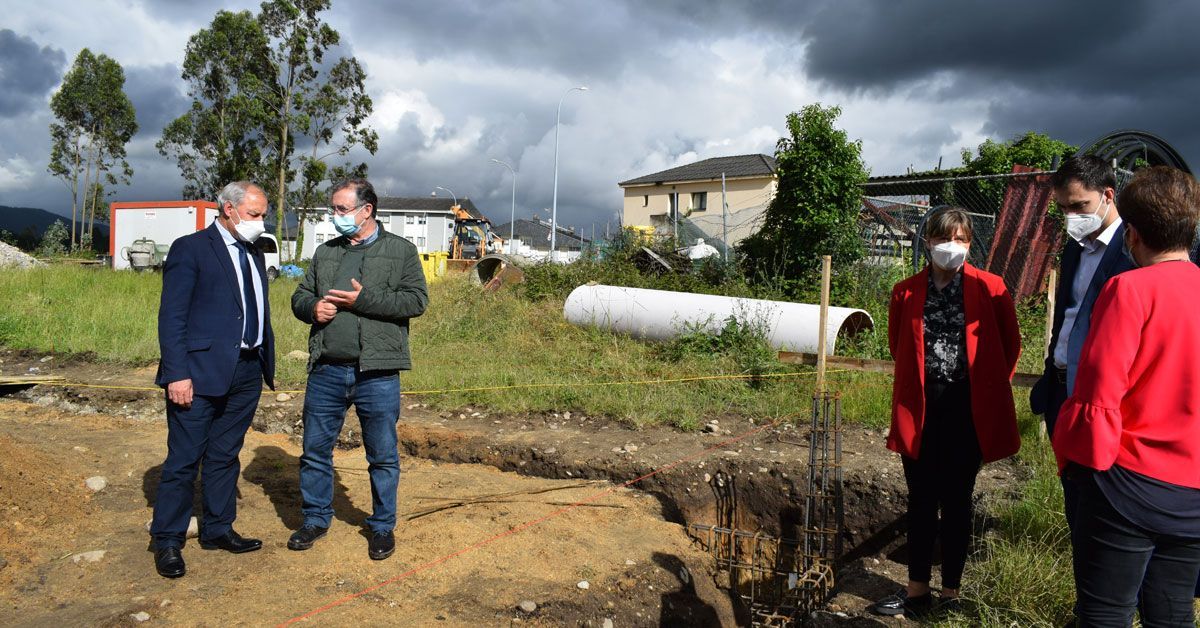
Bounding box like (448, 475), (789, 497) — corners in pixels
(721, 172), (728, 263)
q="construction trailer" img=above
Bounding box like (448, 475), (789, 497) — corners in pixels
(108, 200), (281, 278)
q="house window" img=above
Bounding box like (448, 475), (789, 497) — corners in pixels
(417, 236), (426, 247)
(669, 193), (677, 216)
(377, 215), (390, 224)
(691, 192), (707, 212)
(405, 214), (415, 224)
(418, 214), (427, 225)
(316, 234), (326, 244)
(643, 195), (648, 207)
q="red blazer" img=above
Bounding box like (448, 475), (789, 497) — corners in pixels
(887, 264), (1022, 463)
(1053, 262), (1200, 488)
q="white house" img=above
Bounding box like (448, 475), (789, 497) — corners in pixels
(299, 196), (488, 259)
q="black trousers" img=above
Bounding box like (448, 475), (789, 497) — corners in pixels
(1072, 476), (1200, 627)
(901, 379), (982, 589)
(1043, 372), (1081, 531)
(151, 355), (263, 548)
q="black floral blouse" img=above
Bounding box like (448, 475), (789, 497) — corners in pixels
(924, 272), (967, 383)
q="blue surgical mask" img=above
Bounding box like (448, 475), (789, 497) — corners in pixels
(332, 210), (363, 236)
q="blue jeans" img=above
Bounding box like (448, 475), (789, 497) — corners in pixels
(299, 364), (401, 533)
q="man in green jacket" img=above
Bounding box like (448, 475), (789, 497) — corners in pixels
(288, 178), (428, 560)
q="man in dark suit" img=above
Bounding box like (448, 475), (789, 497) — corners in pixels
(1031, 156), (1134, 530)
(150, 181), (276, 578)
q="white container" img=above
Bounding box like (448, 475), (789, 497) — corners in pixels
(563, 284), (873, 355)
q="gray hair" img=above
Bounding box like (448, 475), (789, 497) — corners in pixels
(217, 181), (264, 216)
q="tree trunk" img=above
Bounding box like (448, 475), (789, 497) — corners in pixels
(69, 133), (82, 248)
(79, 133), (98, 252)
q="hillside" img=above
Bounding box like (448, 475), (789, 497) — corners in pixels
(0, 205), (108, 248)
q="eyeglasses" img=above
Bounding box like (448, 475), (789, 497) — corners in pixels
(329, 203), (365, 216)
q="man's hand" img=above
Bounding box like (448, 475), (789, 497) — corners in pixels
(168, 379), (193, 409)
(314, 297), (338, 323)
(325, 278), (362, 310)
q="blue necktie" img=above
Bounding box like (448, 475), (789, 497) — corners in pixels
(237, 242), (259, 348)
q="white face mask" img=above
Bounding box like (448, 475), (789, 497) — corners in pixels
(930, 241), (968, 272)
(230, 210), (266, 243)
(1065, 197), (1110, 243)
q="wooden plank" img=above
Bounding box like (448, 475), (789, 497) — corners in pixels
(777, 351), (1041, 388)
(0, 375), (67, 386)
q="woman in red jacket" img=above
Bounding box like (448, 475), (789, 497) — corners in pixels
(870, 206), (1021, 617)
(1053, 166), (1200, 626)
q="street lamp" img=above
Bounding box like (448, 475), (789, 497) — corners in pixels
(431, 186), (457, 207)
(490, 158), (517, 255)
(550, 85), (588, 260)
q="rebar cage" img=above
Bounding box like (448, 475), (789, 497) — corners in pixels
(690, 392), (843, 626)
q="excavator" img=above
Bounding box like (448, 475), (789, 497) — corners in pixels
(446, 204), (503, 272)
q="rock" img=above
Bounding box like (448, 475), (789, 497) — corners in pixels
(703, 473), (712, 483)
(517, 600), (537, 613)
(160, 599), (172, 608)
(577, 580), (590, 590)
(703, 423), (720, 433)
(0, 241), (45, 269)
(617, 577), (636, 591)
(84, 476), (107, 492)
(276, 393), (292, 402)
(624, 559), (635, 566)
(286, 350), (308, 361)
(72, 446), (89, 453)
(563, 411), (572, 420)
(72, 550), (106, 564)
(603, 619), (614, 628)
(624, 444), (638, 453)
(39, 355), (54, 363)
(0, 555), (7, 570)
(543, 448), (556, 455)
(611, 447), (623, 454)
(678, 567), (690, 584)
(131, 612), (150, 622)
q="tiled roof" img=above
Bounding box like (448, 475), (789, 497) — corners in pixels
(618, 154), (777, 186)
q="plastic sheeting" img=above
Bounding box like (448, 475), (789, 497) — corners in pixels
(564, 284), (873, 355)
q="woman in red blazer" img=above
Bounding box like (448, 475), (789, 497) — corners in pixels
(870, 206), (1021, 618)
(1053, 166), (1200, 626)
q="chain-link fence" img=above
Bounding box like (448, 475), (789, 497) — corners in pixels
(859, 169), (1065, 300)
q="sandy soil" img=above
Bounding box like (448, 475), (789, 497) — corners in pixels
(0, 397), (735, 627)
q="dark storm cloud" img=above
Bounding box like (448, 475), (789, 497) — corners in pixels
(796, 0), (1200, 165)
(123, 64), (189, 140)
(0, 30), (66, 116)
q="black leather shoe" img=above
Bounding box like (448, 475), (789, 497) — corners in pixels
(155, 546), (186, 578)
(869, 589), (932, 617)
(198, 529), (262, 554)
(368, 530), (395, 560)
(287, 524), (328, 551)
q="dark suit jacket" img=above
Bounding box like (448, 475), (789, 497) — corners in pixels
(155, 223), (276, 396)
(1031, 223), (1133, 415)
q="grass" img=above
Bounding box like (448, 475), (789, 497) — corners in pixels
(0, 265), (879, 429)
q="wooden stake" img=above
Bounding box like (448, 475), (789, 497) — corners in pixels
(1043, 268), (1057, 359)
(816, 255), (831, 393)
(1040, 268), (1057, 440)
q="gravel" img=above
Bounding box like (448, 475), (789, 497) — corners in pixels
(0, 242), (44, 269)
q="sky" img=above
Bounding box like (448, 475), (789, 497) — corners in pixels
(2, 0), (1198, 235)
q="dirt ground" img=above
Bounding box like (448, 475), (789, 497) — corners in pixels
(0, 350), (1027, 626)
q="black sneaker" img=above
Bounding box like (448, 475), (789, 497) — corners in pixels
(368, 530), (395, 560)
(287, 524), (328, 550)
(869, 589), (933, 617)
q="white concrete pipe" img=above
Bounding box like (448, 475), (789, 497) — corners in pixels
(563, 284), (873, 355)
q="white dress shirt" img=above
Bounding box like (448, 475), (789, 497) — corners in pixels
(1053, 218), (1122, 368)
(217, 223), (265, 348)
